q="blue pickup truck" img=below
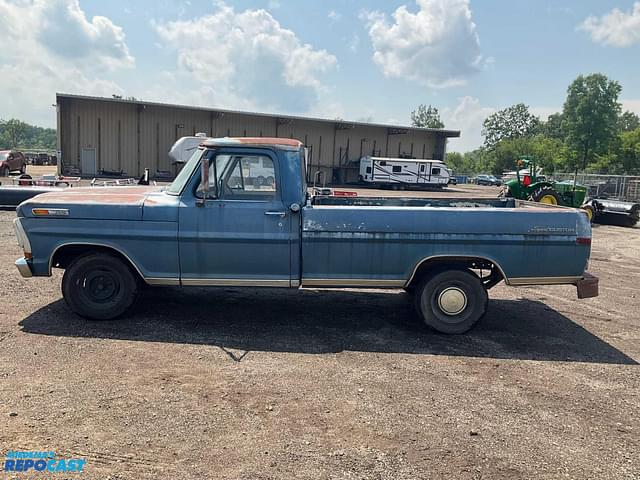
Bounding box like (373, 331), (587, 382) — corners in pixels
(13, 137), (598, 334)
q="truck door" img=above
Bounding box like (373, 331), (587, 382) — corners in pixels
(178, 149), (293, 286)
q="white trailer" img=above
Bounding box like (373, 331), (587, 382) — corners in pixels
(359, 156), (450, 188)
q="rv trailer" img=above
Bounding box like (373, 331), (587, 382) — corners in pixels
(359, 156), (450, 188)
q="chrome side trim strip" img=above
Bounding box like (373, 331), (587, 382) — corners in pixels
(508, 276), (582, 286)
(146, 277), (180, 286)
(405, 255), (509, 287)
(181, 278), (291, 287)
(301, 278), (406, 288)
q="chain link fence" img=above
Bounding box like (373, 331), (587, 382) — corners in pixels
(550, 173), (640, 202)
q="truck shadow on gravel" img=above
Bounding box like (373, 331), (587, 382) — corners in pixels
(19, 287), (637, 365)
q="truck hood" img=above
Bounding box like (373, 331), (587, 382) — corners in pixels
(17, 186), (175, 221)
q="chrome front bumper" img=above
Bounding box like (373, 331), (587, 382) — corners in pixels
(15, 257), (33, 278)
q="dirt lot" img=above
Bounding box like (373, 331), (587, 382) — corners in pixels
(0, 188), (639, 479)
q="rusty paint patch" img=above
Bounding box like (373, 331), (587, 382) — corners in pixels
(23, 186), (159, 206)
(201, 137), (303, 149)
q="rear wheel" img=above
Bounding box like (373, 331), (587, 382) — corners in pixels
(62, 253), (139, 320)
(0, 166), (8, 177)
(414, 269), (488, 334)
(530, 187), (562, 205)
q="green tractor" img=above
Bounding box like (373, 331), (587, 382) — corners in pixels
(502, 156), (593, 220)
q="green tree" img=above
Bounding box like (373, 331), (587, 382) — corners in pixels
(562, 74), (622, 171)
(618, 110), (640, 132)
(0, 118), (56, 150)
(0, 119), (29, 148)
(541, 113), (564, 140)
(618, 128), (640, 174)
(411, 104), (445, 129)
(481, 103), (540, 150)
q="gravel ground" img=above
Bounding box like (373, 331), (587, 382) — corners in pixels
(0, 190), (638, 479)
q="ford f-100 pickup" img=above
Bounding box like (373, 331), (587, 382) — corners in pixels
(13, 137), (598, 334)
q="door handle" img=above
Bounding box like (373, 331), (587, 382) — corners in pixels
(265, 211), (287, 217)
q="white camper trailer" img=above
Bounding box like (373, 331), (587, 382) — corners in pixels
(359, 156), (450, 188)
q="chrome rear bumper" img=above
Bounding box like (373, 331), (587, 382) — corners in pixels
(15, 257), (33, 278)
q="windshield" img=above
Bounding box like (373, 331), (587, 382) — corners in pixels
(166, 148), (203, 195)
(0, 153), (8, 161)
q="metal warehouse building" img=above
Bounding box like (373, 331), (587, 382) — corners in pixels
(56, 93), (460, 183)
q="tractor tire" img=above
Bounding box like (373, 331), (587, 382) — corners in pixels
(529, 187), (562, 206)
(581, 205), (595, 223)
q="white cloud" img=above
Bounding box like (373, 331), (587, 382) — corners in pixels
(0, 0), (133, 126)
(579, 2), (640, 47)
(153, 2), (338, 114)
(328, 10), (342, 23)
(442, 96), (495, 152)
(361, 0), (486, 88)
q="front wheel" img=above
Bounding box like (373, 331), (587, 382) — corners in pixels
(62, 253), (139, 320)
(414, 269), (488, 334)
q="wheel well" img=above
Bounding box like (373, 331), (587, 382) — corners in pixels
(50, 244), (143, 280)
(407, 256), (505, 290)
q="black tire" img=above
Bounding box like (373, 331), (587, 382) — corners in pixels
(529, 186), (562, 205)
(255, 176), (265, 187)
(266, 176), (275, 186)
(62, 253), (139, 320)
(414, 269), (488, 334)
(0, 166), (8, 177)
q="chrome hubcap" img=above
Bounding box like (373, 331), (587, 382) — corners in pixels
(437, 287), (467, 315)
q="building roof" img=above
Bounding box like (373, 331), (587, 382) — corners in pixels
(56, 93), (461, 138)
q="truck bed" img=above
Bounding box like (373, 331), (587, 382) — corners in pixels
(301, 196), (589, 287)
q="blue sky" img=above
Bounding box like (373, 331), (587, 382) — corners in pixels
(1, 0), (639, 151)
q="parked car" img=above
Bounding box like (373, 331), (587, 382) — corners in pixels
(13, 137), (598, 335)
(475, 174), (502, 186)
(0, 150), (26, 176)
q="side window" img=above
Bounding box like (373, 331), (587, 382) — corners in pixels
(379, 161), (387, 166)
(392, 165), (402, 173)
(432, 167), (441, 176)
(219, 155), (277, 200)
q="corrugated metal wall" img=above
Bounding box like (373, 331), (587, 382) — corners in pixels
(58, 96), (448, 182)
